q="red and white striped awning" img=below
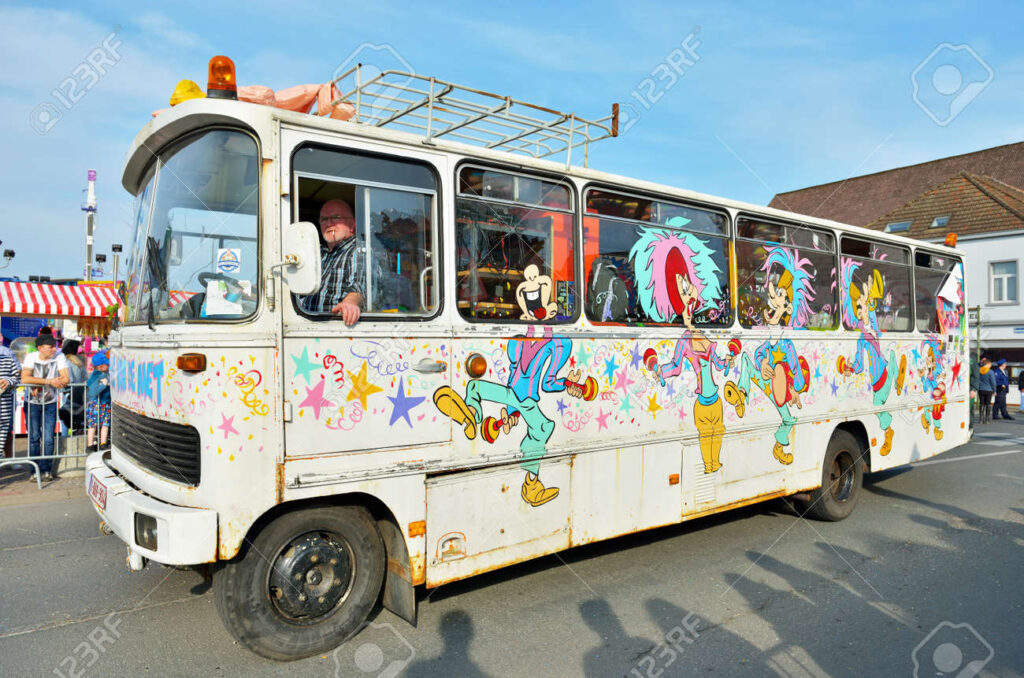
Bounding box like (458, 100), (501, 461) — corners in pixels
(0, 281), (120, 318)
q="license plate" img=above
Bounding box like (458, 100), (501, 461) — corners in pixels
(88, 474), (107, 511)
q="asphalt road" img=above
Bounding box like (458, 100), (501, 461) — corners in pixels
(2, 422), (1023, 678)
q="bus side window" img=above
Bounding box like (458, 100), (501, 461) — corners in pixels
(583, 189), (731, 327)
(291, 146), (439, 319)
(735, 217), (837, 330)
(456, 167), (576, 323)
(840, 237), (913, 332)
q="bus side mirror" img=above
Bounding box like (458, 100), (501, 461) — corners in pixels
(280, 222), (322, 295)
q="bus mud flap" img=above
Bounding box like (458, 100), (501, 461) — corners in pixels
(377, 519), (417, 626)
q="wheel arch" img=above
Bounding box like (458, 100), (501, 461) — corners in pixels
(833, 420), (871, 473)
(226, 491), (417, 626)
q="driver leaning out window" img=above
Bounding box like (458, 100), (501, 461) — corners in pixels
(299, 199), (366, 326)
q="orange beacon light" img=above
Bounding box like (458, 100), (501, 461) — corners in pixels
(207, 55), (238, 100)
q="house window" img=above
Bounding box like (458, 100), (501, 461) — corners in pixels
(990, 260), (1018, 304)
(884, 220), (912, 233)
(929, 215), (950, 228)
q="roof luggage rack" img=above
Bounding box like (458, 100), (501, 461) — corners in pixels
(331, 66), (620, 167)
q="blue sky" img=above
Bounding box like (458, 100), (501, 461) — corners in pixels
(2, 0), (1022, 280)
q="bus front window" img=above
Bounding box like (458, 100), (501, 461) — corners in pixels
(125, 129), (260, 323)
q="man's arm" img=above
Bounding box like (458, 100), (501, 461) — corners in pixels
(331, 292), (363, 326)
(21, 365), (50, 386)
(330, 240), (368, 325)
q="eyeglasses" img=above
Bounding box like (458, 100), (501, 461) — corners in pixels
(320, 215), (354, 225)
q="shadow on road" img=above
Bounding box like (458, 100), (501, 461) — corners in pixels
(403, 609), (490, 678)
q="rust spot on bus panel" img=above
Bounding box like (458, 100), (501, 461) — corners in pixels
(682, 488), (793, 522)
(411, 553), (425, 585)
(668, 473), (679, 485)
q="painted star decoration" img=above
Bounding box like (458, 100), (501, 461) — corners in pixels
(647, 394), (662, 417)
(629, 344), (642, 370)
(299, 379), (331, 420)
(596, 409), (610, 431)
(556, 398), (568, 416)
(291, 346), (321, 385)
(951, 359), (962, 385)
(217, 413), (239, 439)
(387, 379), (425, 428)
(614, 366), (635, 395)
(603, 357), (619, 384)
(347, 361), (383, 410)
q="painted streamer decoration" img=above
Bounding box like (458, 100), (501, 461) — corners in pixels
(227, 365), (270, 417)
(837, 258), (908, 456)
(433, 326), (596, 507)
(630, 223), (741, 474)
(731, 245), (814, 466)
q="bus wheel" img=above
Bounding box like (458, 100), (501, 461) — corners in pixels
(213, 505), (385, 660)
(798, 430), (864, 522)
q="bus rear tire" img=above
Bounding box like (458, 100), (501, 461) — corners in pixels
(797, 430), (864, 522)
(213, 505), (385, 661)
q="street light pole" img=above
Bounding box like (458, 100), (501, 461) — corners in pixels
(83, 169), (97, 281)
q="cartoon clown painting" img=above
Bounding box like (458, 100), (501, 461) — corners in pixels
(919, 338), (946, 441)
(631, 220), (740, 474)
(837, 260), (908, 456)
(435, 259), (597, 506)
(731, 245), (813, 466)
(516, 264), (559, 321)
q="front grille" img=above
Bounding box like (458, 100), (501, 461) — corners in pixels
(111, 405), (202, 485)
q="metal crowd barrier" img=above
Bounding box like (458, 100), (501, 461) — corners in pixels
(0, 381), (111, 489)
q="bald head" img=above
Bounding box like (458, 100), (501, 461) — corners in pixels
(319, 199), (355, 250)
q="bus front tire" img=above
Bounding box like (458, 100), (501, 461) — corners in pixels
(213, 505), (385, 661)
(797, 430), (864, 522)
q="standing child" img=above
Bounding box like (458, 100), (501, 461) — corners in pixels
(86, 351), (111, 451)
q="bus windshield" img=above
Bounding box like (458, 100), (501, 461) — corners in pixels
(124, 128), (259, 323)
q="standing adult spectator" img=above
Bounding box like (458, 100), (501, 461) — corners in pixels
(20, 335), (69, 480)
(969, 357), (979, 429)
(992, 358), (1014, 420)
(58, 339), (87, 434)
(1017, 367), (1024, 415)
(977, 356), (995, 424)
(0, 343), (21, 460)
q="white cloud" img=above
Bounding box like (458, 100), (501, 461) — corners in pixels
(133, 12), (209, 50)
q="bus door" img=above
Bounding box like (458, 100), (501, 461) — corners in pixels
(281, 132), (451, 456)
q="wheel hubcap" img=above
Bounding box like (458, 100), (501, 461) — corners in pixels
(268, 532), (353, 621)
(829, 450), (855, 502)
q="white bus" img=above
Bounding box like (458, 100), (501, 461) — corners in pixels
(86, 60), (969, 660)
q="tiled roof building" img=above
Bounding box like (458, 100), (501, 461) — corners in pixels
(769, 141), (1024, 371)
(768, 141), (1024, 226)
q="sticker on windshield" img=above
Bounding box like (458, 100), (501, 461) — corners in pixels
(217, 248), (241, 273)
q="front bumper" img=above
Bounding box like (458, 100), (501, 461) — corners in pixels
(84, 451), (218, 566)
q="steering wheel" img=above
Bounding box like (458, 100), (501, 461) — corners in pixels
(198, 271), (240, 290)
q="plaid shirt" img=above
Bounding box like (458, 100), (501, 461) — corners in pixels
(299, 236), (366, 314)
